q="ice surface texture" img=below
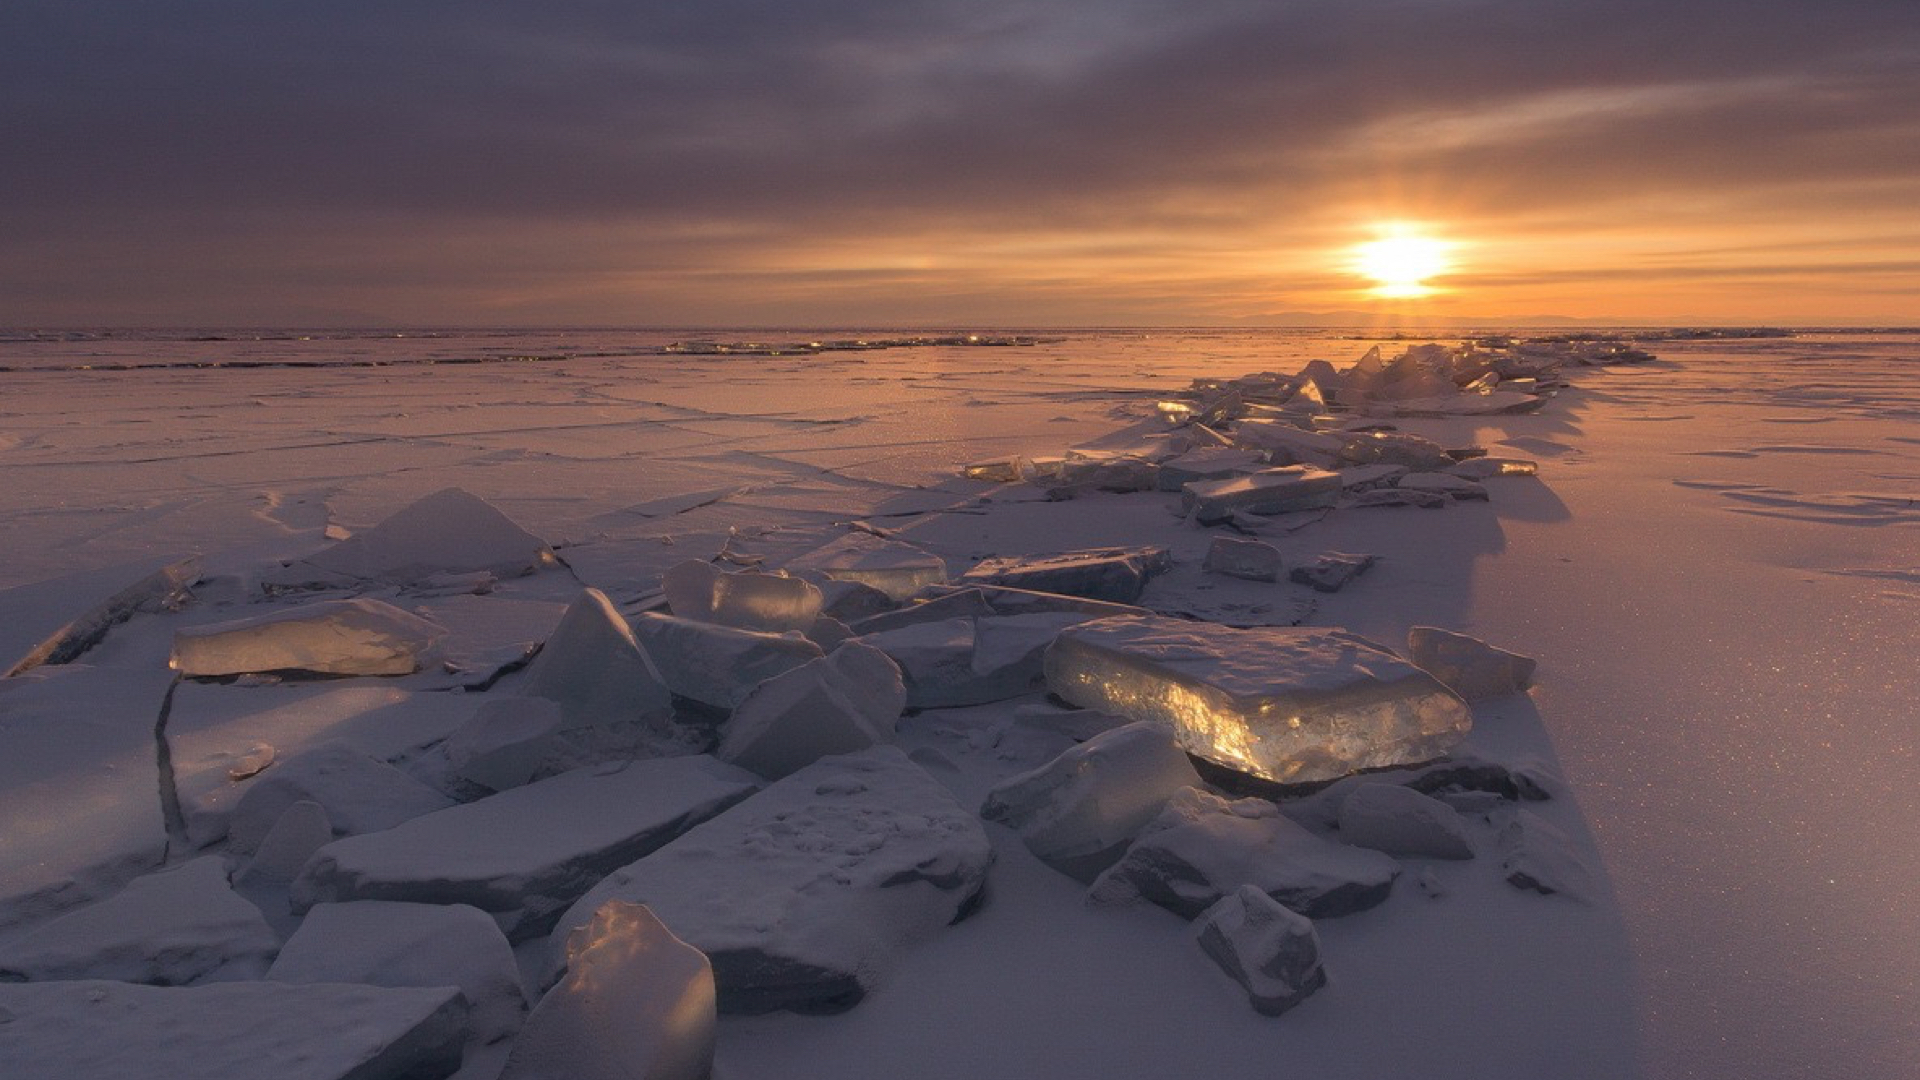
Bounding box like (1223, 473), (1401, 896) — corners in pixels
(0, 980), (467, 1080)
(1045, 616), (1470, 784)
(550, 746), (992, 1014)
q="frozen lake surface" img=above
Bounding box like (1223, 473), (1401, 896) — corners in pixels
(1, 326), (1915, 1079)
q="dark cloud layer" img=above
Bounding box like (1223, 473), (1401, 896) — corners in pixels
(4, 0), (1917, 322)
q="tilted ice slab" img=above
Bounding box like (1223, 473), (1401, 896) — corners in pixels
(630, 612), (823, 710)
(0, 553), (199, 677)
(0, 980), (467, 1080)
(549, 747), (992, 1014)
(1407, 626), (1537, 702)
(663, 559), (823, 633)
(170, 599), (446, 678)
(1181, 466), (1341, 522)
(517, 589), (673, 730)
(273, 486), (556, 587)
(784, 531), (948, 601)
(1044, 616), (1470, 784)
(716, 642), (905, 780)
(0, 856), (279, 986)
(292, 755), (760, 941)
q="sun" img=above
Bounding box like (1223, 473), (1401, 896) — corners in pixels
(1352, 227), (1454, 298)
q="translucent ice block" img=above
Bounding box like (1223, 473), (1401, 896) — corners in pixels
(1043, 616), (1469, 784)
(784, 532), (947, 601)
(662, 560), (823, 633)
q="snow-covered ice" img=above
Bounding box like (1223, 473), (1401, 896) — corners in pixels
(225, 740), (455, 854)
(550, 746), (992, 1013)
(0, 856), (278, 985)
(269, 486), (556, 588)
(269, 900), (528, 1045)
(1204, 536), (1284, 582)
(293, 755), (760, 939)
(0, 979), (467, 1080)
(1090, 787), (1400, 919)
(1336, 782), (1475, 860)
(1194, 884), (1327, 1017)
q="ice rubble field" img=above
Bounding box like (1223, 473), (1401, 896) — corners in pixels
(0, 329), (1916, 1080)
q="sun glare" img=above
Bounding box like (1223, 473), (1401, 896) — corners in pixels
(1352, 227), (1453, 298)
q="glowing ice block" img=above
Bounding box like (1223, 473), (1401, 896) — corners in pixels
(1043, 616), (1470, 784)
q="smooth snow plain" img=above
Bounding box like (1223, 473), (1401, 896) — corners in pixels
(0, 327), (1915, 1080)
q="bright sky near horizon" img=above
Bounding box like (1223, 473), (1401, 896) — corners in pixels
(3, 0), (1917, 327)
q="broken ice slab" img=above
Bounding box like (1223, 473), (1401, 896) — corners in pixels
(662, 559), (823, 633)
(1289, 552), (1377, 594)
(1, 553), (200, 678)
(518, 589), (673, 731)
(293, 755), (760, 941)
(1336, 782), (1474, 860)
(170, 599), (445, 678)
(1182, 467), (1340, 523)
(1229, 420), (1344, 468)
(857, 612), (1091, 708)
(962, 457), (1029, 482)
(270, 900), (528, 1046)
(630, 612), (824, 710)
(1089, 787), (1398, 918)
(225, 741), (455, 855)
(847, 587), (996, 635)
(1155, 446), (1265, 491)
(0, 980), (467, 1080)
(548, 747), (992, 1014)
(1204, 537), (1283, 583)
(270, 486), (557, 588)
(1398, 472), (1490, 501)
(716, 642), (904, 780)
(1371, 390), (1546, 418)
(1447, 456), (1539, 479)
(165, 682), (488, 848)
(1499, 809), (1592, 899)
(443, 697), (565, 792)
(0, 856), (279, 986)
(1407, 626), (1537, 702)
(504, 901), (715, 1080)
(1351, 487), (1446, 509)
(979, 721), (1201, 881)
(784, 531), (948, 601)
(1336, 430), (1455, 471)
(1044, 616), (1470, 784)
(958, 546), (1173, 605)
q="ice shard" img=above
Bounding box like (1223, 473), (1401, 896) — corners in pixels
(1181, 467), (1341, 523)
(1043, 616), (1470, 784)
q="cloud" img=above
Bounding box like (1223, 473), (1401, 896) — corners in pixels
(3, 0), (1916, 322)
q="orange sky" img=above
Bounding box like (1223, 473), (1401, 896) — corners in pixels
(4, 1), (1916, 326)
